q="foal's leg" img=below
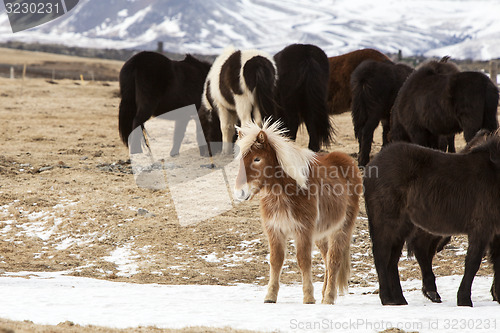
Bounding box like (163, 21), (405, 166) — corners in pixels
(295, 233), (316, 304)
(315, 239), (329, 299)
(264, 227), (286, 303)
(457, 233), (489, 306)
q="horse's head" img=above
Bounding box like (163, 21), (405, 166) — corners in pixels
(233, 120), (316, 201)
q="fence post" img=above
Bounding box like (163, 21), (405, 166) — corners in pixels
(10, 66), (14, 79)
(157, 41), (164, 54)
(490, 60), (498, 85)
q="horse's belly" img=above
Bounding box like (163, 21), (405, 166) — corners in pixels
(406, 204), (468, 235)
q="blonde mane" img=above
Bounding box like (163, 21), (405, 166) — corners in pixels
(236, 120), (317, 188)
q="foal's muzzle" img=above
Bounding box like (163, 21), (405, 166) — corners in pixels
(234, 184), (251, 201)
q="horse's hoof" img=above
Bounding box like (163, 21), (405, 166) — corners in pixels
(169, 152), (179, 157)
(491, 283), (498, 302)
(304, 300), (316, 304)
(458, 299), (473, 307)
(264, 299), (276, 303)
(423, 289), (442, 303)
(381, 298), (408, 306)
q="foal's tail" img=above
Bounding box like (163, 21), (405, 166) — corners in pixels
(118, 60), (137, 147)
(243, 55), (277, 119)
(335, 160), (361, 296)
(335, 189), (359, 296)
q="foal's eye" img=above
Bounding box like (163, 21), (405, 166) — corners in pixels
(253, 157), (261, 163)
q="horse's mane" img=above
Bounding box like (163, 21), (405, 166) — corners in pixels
(236, 119), (317, 188)
(184, 54), (211, 67)
(466, 130), (500, 161)
(416, 56), (460, 75)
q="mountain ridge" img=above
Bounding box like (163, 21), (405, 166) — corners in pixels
(1, 0), (500, 60)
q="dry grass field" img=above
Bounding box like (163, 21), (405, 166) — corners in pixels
(0, 48), (498, 332)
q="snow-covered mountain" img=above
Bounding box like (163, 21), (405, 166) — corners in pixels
(1, 0), (500, 60)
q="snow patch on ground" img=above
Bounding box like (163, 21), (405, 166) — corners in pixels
(0, 272), (498, 332)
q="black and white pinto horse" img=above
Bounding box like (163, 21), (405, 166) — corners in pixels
(201, 47), (277, 154)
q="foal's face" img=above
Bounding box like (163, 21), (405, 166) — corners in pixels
(234, 132), (275, 201)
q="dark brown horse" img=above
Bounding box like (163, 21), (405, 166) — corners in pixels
(390, 57), (499, 148)
(350, 59), (413, 166)
(327, 48), (390, 115)
(364, 133), (500, 307)
(273, 44), (333, 151)
(118, 51), (212, 156)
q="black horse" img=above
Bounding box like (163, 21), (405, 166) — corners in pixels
(273, 44), (333, 151)
(390, 57), (499, 148)
(118, 51), (213, 156)
(364, 133), (500, 307)
(350, 59), (413, 166)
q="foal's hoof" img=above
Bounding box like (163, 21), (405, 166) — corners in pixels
(264, 299), (276, 304)
(423, 289), (442, 303)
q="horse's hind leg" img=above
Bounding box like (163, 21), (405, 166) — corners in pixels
(457, 233), (489, 306)
(264, 227), (286, 303)
(410, 229), (443, 303)
(218, 107), (237, 155)
(295, 232), (316, 304)
(387, 236), (408, 305)
(488, 234), (500, 303)
(370, 220), (408, 305)
(170, 117), (190, 157)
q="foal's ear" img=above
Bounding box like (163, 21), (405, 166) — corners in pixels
(257, 131), (267, 144)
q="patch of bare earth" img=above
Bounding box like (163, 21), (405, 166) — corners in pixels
(0, 51), (498, 332)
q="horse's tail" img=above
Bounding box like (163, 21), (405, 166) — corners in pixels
(483, 79), (499, 132)
(350, 67), (371, 140)
(118, 59), (137, 147)
(303, 55), (335, 147)
(243, 55), (277, 119)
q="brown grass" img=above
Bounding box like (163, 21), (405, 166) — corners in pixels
(0, 49), (498, 332)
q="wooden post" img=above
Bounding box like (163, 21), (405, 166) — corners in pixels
(490, 60), (498, 85)
(10, 66), (14, 79)
(157, 41), (164, 54)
